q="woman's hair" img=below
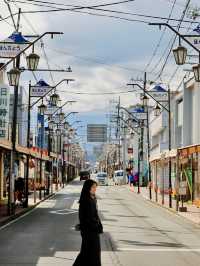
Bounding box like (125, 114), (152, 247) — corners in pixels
(79, 179), (97, 203)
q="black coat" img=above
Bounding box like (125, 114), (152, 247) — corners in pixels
(73, 197), (103, 266)
(79, 196), (103, 234)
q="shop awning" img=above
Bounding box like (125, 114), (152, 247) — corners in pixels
(16, 145), (30, 155)
(150, 149), (177, 162)
(0, 139), (12, 150)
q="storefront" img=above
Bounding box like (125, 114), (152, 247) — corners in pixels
(177, 144), (200, 202)
(150, 149), (177, 198)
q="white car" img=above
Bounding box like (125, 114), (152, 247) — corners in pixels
(96, 172), (108, 186)
(113, 170), (124, 185)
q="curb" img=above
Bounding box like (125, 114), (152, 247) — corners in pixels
(125, 185), (200, 227)
(138, 191), (200, 227)
(0, 193), (55, 227)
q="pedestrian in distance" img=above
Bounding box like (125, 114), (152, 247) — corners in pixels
(73, 179), (103, 266)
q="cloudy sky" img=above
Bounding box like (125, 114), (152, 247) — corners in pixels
(0, 0), (200, 152)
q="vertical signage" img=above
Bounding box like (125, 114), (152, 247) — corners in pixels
(0, 84), (10, 139)
(37, 113), (44, 148)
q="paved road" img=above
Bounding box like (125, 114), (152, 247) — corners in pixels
(1, 180), (200, 266)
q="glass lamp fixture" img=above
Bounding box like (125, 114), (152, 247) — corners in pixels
(26, 52), (40, 71)
(154, 104), (161, 117)
(38, 103), (47, 114)
(7, 68), (21, 86)
(192, 64), (200, 82)
(173, 45), (187, 65)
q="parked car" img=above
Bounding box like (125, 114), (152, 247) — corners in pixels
(79, 170), (90, 181)
(96, 172), (108, 186)
(113, 170), (124, 185)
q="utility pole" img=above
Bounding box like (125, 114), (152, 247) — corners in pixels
(137, 125), (141, 194)
(8, 10), (21, 215)
(143, 72), (152, 200)
(117, 97), (121, 169)
(122, 125), (127, 184)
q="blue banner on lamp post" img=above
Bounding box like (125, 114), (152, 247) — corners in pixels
(37, 113), (44, 148)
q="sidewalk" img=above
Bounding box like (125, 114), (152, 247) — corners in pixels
(128, 185), (200, 225)
(0, 184), (62, 226)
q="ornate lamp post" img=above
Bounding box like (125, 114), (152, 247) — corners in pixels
(7, 68), (21, 86)
(50, 92), (60, 106)
(26, 52), (40, 71)
(193, 64), (200, 82)
(150, 23), (200, 82)
(38, 103), (47, 114)
(173, 45), (187, 65)
(154, 104), (161, 117)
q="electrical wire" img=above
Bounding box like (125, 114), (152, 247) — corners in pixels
(155, 0), (192, 81)
(3, 0), (17, 30)
(46, 47), (148, 74)
(143, 0), (177, 72)
(8, 0), (199, 24)
(13, 1), (55, 84)
(4, 0), (197, 28)
(9, 0), (135, 12)
(58, 89), (138, 95)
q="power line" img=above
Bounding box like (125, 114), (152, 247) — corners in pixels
(5, 0), (197, 28)
(13, 1), (55, 84)
(46, 47), (148, 74)
(143, 0), (177, 72)
(58, 89), (138, 95)
(155, 0), (192, 81)
(9, 0), (135, 12)
(9, 0), (199, 24)
(3, 0), (17, 30)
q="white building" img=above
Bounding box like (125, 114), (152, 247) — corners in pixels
(183, 78), (200, 146)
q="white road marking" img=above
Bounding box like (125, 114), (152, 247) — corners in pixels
(0, 207), (37, 231)
(71, 199), (79, 210)
(117, 248), (200, 252)
(50, 208), (78, 215)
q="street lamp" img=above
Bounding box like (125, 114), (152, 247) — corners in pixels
(38, 103), (47, 114)
(130, 131), (135, 138)
(150, 23), (200, 83)
(173, 45), (187, 65)
(141, 94), (149, 106)
(50, 92), (60, 106)
(7, 68), (21, 86)
(59, 112), (65, 121)
(154, 104), (161, 117)
(48, 120), (55, 130)
(26, 52), (40, 71)
(192, 64), (200, 82)
(56, 128), (61, 135)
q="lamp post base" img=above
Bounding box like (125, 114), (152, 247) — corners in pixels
(179, 206), (187, 212)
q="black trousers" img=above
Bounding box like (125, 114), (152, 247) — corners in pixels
(73, 232), (101, 266)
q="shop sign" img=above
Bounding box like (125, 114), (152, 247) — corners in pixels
(179, 181), (187, 195)
(30, 85), (51, 97)
(188, 146), (197, 155)
(0, 32), (29, 58)
(30, 79), (51, 97)
(148, 91), (168, 102)
(185, 36), (200, 50)
(0, 84), (9, 139)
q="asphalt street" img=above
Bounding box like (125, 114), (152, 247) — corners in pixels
(1, 179), (200, 266)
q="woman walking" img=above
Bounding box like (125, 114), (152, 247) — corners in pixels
(73, 179), (103, 266)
